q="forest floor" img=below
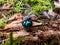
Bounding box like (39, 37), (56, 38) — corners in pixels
(0, 0), (60, 45)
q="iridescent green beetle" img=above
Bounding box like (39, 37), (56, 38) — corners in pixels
(22, 15), (33, 27)
(22, 19), (32, 27)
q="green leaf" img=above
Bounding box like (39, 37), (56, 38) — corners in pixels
(0, 18), (8, 27)
(30, 0), (37, 3)
(0, 0), (4, 2)
(49, 38), (57, 45)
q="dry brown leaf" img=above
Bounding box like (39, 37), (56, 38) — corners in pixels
(0, 4), (12, 15)
(4, 20), (23, 30)
(8, 13), (23, 22)
(2, 4), (12, 9)
(33, 22), (43, 26)
(13, 30), (29, 38)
